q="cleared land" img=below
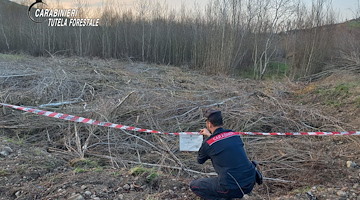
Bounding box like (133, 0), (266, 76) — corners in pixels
(0, 54), (359, 200)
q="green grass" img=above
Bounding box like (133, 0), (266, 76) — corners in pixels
(33, 148), (45, 156)
(347, 20), (360, 28)
(238, 69), (255, 79)
(146, 172), (159, 183)
(289, 186), (312, 194)
(145, 195), (160, 200)
(316, 83), (351, 97)
(0, 169), (9, 176)
(315, 83), (355, 107)
(130, 166), (148, 176)
(266, 62), (289, 78)
(129, 166), (160, 183)
(4, 137), (24, 145)
(93, 167), (104, 172)
(0, 53), (26, 61)
(73, 166), (103, 174)
(112, 171), (122, 176)
(238, 62), (290, 79)
(325, 100), (342, 107)
(334, 83), (351, 95)
(74, 167), (89, 173)
(15, 165), (27, 175)
(355, 97), (360, 108)
(70, 158), (104, 173)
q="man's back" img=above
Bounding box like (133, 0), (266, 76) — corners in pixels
(190, 109), (256, 199)
(198, 128), (256, 189)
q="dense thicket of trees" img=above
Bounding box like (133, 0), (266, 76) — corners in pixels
(0, 0), (359, 78)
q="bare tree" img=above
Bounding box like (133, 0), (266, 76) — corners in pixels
(0, 0), (348, 79)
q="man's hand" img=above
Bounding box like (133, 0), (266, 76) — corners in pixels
(199, 128), (211, 137)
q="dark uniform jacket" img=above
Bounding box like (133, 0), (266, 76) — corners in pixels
(198, 127), (256, 189)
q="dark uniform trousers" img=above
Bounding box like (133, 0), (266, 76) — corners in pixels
(190, 177), (254, 200)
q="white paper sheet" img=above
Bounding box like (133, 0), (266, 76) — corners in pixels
(179, 134), (203, 151)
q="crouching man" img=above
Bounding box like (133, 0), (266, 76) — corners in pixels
(190, 110), (256, 200)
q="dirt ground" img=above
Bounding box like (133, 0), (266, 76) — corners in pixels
(0, 139), (196, 200)
(1, 135), (359, 200)
(0, 54), (359, 200)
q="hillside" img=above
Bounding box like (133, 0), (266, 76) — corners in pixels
(0, 54), (359, 199)
(1, 0), (359, 79)
(0, 0), (28, 25)
(0, 0), (26, 11)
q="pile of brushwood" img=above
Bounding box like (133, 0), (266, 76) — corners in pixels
(0, 54), (359, 198)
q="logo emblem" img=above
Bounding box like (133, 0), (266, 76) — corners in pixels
(27, 0), (47, 23)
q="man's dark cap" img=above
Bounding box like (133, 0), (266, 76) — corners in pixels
(204, 109), (221, 119)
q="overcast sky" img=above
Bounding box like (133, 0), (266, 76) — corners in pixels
(12, 0), (360, 21)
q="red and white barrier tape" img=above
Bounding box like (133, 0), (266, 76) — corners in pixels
(1, 103), (359, 136)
